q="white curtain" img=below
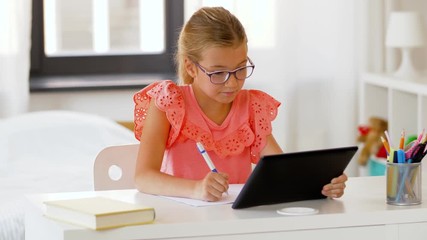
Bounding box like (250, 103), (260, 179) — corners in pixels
(270, 0), (359, 152)
(0, 0), (32, 118)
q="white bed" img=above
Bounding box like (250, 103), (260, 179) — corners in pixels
(0, 111), (138, 240)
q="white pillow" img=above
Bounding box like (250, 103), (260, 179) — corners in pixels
(1, 110), (138, 172)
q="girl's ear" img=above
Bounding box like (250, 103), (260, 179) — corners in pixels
(184, 57), (197, 78)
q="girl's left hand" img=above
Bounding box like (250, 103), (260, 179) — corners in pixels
(321, 173), (348, 198)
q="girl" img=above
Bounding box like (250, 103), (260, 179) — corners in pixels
(133, 7), (347, 202)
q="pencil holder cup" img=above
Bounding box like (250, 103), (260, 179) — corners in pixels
(386, 162), (422, 205)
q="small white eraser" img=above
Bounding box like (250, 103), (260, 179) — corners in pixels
(276, 207), (319, 216)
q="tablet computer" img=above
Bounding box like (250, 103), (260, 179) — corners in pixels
(232, 146), (358, 209)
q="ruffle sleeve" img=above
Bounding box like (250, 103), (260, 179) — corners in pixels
(248, 90), (281, 163)
(133, 80), (185, 146)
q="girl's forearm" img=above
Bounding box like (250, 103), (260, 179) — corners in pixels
(135, 170), (198, 199)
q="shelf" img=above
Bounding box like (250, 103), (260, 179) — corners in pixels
(362, 72), (427, 95)
(360, 72), (427, 150)
(360, 72), (427, 173)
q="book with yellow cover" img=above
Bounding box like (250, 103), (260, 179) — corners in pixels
(44, 196), (155, 230)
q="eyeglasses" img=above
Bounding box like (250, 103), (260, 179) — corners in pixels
(194, 58), (255, 85)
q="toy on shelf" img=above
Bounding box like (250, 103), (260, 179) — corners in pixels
(357, 117), (388, 166)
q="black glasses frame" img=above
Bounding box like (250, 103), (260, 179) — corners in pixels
(194, 58), (255, 85)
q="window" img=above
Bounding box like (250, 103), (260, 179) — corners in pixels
(30, 0), (184, 91)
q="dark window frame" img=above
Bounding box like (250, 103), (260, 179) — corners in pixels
(30, 0), (183, 91)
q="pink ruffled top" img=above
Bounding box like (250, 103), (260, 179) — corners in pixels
(134, 80), (281, 183)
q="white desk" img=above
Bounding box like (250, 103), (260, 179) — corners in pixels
(25, 176), (427, 240)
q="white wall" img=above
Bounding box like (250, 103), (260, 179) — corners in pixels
(399, 0), (427, 71)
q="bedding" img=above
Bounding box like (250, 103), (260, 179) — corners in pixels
(0, 110), (138, 240)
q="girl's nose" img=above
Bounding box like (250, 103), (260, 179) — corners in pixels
(224, 74), (239, 87)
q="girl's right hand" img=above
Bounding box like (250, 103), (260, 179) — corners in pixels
(194, 172), (229, 201)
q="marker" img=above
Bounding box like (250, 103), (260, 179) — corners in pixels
(196, 142), (228, 195)
(396, 149), (405, 163)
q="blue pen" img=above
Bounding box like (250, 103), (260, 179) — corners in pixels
(196, 142), (218, 173)
(196, 142), (229, 195)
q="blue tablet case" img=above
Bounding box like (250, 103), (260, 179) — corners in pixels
(232, 146), (358, 209)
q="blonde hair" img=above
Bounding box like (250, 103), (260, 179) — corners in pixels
(175, 7), (248, 85)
